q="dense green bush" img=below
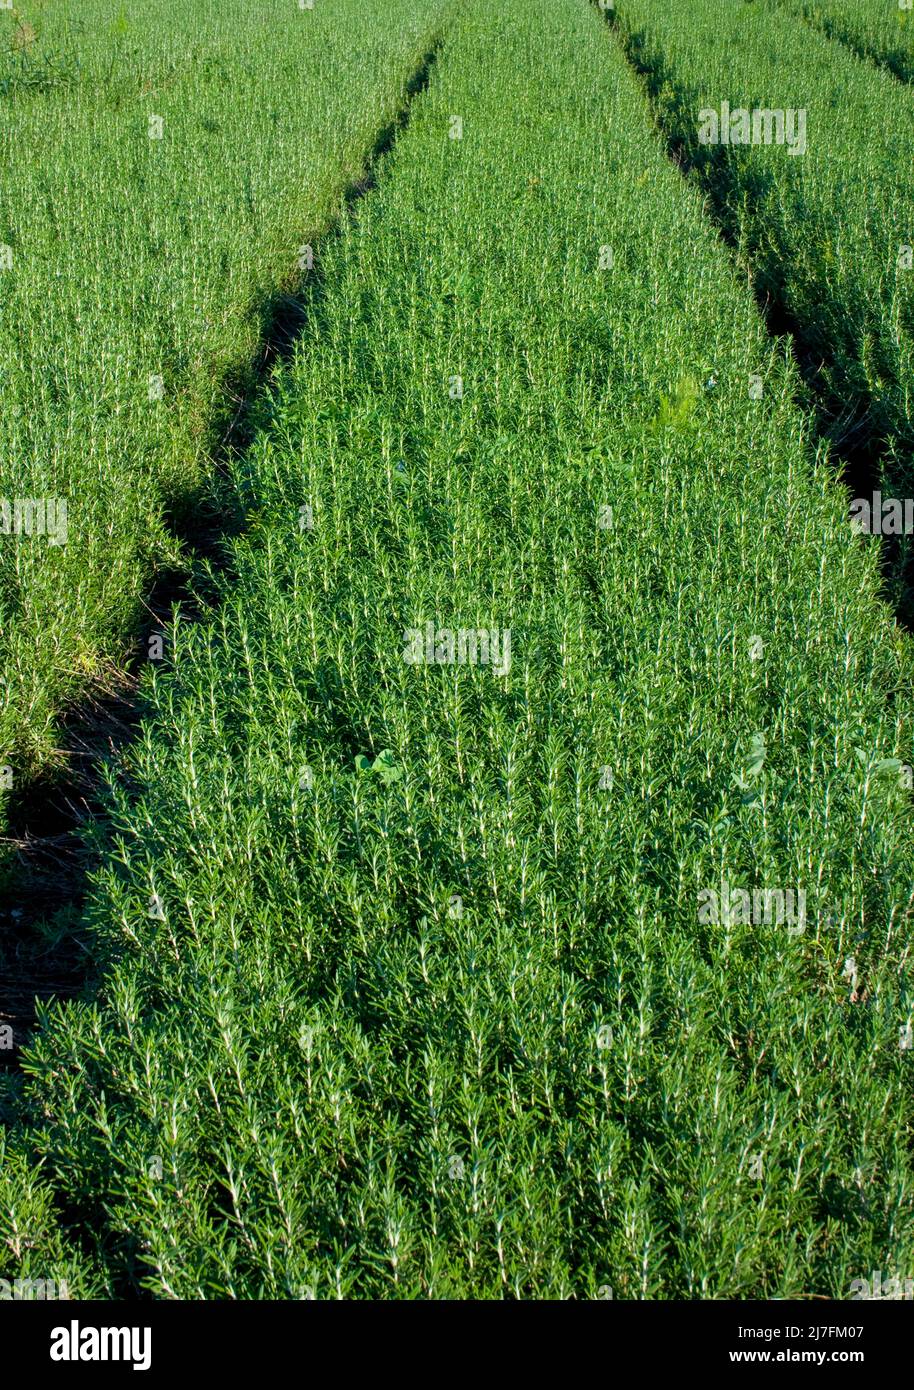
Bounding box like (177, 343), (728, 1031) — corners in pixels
(613, 0), (914, 494)
(0, 0), (447, 827)
(5, 0), (912, 1298)
(772, 0), (914, 83)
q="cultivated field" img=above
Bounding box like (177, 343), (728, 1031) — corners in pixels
(773, 0), (914, 81)
(1, 0), (913, 1302)
(0, 0), (446, 807)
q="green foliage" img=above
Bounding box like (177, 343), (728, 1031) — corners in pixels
(356, 750), (404, 786)
(0, 1118), (109, 1294)
(0, 31), (82, 98)
(4, 0), (912, 1299)
(648, 375), (700, 432)
(0, 0), (449, 816)
(614, 0), (914, 482)
(772, 0), (914, 82)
